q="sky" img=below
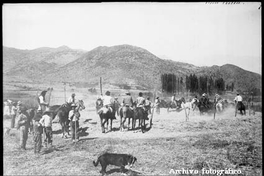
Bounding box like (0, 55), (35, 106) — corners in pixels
(2, 2), (262, 74)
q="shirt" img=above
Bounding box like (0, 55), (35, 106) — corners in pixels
(39, 114), (53, 127)
(122, 96), (134, 106)
(136, 97), (145, 107)
(102, 95), (113, 106)
(67, 97), (75, 104)
(68, 110), (80, 121)
(234, 95), (243, 102)
(17, 113), (29, 128)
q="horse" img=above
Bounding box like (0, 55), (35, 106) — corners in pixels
(133, 106), (148, 133)
(49, 100), (85, 138)
(96, 98), (103, 114)
(119, 104), (134, 132)
(235, 101), (246, 116)
(97, 103), (116, 133)
(197, 98), (216, 115)
(167, 98), (185, 112)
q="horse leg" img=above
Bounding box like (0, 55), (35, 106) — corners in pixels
(100, 117), (105, 133)
(120, 116), (122, 131)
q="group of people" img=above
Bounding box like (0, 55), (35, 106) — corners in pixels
(97, 90), (161, 117)
(4, 90), (81, 154)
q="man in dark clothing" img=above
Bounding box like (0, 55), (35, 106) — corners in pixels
(33, 109), (43, 154)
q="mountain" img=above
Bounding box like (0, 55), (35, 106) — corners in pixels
(3, 44), (261, 92)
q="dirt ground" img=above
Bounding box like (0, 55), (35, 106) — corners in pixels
(3, 84), (263, 176)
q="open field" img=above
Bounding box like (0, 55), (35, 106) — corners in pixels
(3, 82), (262, 176)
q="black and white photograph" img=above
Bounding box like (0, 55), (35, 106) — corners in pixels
(3, 2), (262, 176)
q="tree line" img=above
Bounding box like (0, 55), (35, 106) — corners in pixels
(161, 73), (234, 95)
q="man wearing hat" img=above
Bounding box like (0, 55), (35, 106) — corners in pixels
(16, 107), (30, 150)
(68, 103), (80, 142)
(33, 109), (43, 154)
(39, 109), (53, 147)
(38, 90), (49, 112)
(201, 93), (209, 108)
(68, 93), (76, 105)
(122, 92), (134, 110)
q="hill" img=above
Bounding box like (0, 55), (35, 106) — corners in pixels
(3, 45), (261, 91)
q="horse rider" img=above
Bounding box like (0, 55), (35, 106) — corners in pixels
(145, 97), (152, 115)
(101, 91), (116, 119)
(68, 93), (76, 105)
(171, 93), (177, 106)
(200, 93), (209, 108)
(113, 97), (121, 116)
(234, 93), (243, 108)
(122, 91), (134, 111)
(38, 90), (49, 112)
(136, 92), (146, 110)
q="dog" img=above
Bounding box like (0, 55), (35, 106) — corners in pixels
(93, 152), (137, 175)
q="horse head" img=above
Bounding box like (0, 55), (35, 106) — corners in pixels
(77, 100), (85, 111)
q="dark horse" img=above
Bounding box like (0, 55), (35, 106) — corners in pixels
(197, 98), (216, 115)
(97, 99), (116, 133)
(167, 98), (185, 112)
(133, 106), (148, 133)
(119, 104), (134, 131)
(235, 101), (246, 116)
(49, 100), (85, 138)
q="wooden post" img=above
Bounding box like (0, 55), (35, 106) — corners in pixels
(100, 77), (103, 95)
(150, 89), (156, 127)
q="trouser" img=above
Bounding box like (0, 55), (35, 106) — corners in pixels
(11, 114), (16, 128)
(44, 127), (53, 146)
(34, 133), (42, 153)
(70, 121), (79, 140)
(19, 126), (28, 149)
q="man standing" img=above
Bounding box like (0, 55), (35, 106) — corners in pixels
(39, 109), (53, 148)
(16, 107), (30, 150)
(33, 109), (43, 154)
(68, 104), (80, 142)
(145, 97), (152, 115)
(155, 97), (161, 115)
(10, 102), (17, 128)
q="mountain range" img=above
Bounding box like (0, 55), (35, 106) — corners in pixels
(3, 44), (261, 92)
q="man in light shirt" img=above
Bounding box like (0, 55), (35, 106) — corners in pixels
(101, 91), (115, 119)
(39, 109), (53, 147)
(68, 104), (80, 142)
(68, 93), (76, 105)
(38, 90), (49, 112)
(234, 93), (243, 102)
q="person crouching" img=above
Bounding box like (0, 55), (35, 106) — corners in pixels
(39, 109), (53, 148)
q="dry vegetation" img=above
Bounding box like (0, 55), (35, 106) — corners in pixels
(3, 82), (262, 176)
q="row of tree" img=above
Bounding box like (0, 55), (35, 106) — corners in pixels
(161, 73), (233, 95)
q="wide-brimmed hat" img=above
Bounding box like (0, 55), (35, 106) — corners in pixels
(202, 93), (206, 96)
(17, 101), (22, 105)
(139, 92), (143, 96)
(125, 92), (130, 95)
(105, 91), (110, 95)
(71, 103), (77, 107)
(72, 93), (76, 96)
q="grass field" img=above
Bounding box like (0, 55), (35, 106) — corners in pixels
(3, 82), (262, 176)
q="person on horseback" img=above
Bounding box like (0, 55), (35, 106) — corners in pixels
(234, 93), (243, 107)
(171, 93), (177, 106)
(136, 92), (145, 109)
(102, 91), (116, 119)
(68, 93), (76, 105)
(122, 92), (134, 111)
(38, 90), (49, 112)
(201, 93), (209, 108)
